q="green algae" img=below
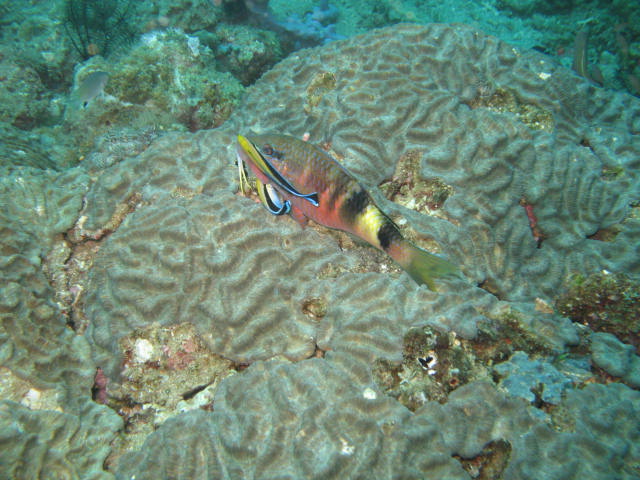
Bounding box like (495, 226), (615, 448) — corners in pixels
(209, 24), (283, 86)
(105, 30), (243, 131)
(556, 272), (640, 348)
(466, 86), (555, 132)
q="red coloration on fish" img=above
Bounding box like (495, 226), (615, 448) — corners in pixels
(237, 133), (458, 289)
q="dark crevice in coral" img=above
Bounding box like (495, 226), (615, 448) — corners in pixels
(311, 344), (327, 359)
(477, 279), (504, 300)
(42, 192), (143, 333)
(91, 367), (108, 404)
(519, 198), (546, 248)
(182, 383), (210, 401)
(579, 137), (593, 150)
(529, 382), (550, 409)
(232, 362), (252, 372)
(587, 225), (621, 242)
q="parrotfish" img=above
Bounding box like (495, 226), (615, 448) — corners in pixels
(236, 134), (458, 290)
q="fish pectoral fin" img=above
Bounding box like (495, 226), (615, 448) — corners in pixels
(237, 135), (319, 207)
(290, 205), (309, 227)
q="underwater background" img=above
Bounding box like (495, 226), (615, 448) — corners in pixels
(1, 0), (639, 478)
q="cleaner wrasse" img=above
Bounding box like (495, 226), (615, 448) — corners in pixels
(236, 133), (459, 290)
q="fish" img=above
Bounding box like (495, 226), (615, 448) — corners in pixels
(70, 71), (109, 109)
(236, 133), (459, 290)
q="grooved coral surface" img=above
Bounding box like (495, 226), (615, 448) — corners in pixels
(552, 383), (640, 478)
(226, 22), (640, 302)
(0, 167), (93, 388)
(83, 185), (354, 376)
(107, 23), (639, 478)
(418, 380), (640, 480)
(117, 367), (640, 480)
(80, 123), (494, 382)
(0, 165), (123, 478)
(2, 23), (640, 480)
(116, 358), (468, 480)
(0, 167), (89, 249)
(0, 399), (121, 480)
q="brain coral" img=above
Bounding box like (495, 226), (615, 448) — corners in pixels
(81, 128), (489, 380)
(224, 23), (639, 302)
(1, 22), (639, 479)
(0, 166), (122, 478)
(116, 358), (469, 479)
(0, 166), (92, 387)
(117, 366), (640, 480)
(0, 399), (121, 480)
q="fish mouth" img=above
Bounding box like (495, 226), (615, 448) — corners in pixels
(236, 135), (320, 207)
(236, 142), (252, 166)
(237, 150), (290, 215)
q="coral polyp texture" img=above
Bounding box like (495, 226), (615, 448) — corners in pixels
(227, 23), (639, 302)
(116, 358), (470, 479)
(1, 23), (639, 479)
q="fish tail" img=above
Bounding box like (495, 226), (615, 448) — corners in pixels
(350, 200), (459, 290)
(390, 240), (459, 291)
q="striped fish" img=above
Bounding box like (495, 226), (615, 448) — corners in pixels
(236, 134), (458, 290)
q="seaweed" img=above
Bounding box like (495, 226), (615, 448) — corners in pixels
(63, 0), (138, 60)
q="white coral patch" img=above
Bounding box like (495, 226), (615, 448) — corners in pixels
(134, 338), (154, 363)
(362, 387), (377, 400)
(339, 437), (355, 456)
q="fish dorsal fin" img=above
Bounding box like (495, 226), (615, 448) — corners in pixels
(237, 135), (319, 207)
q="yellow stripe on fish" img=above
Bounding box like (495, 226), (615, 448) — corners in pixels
(236, 133), (459, 290)
(357, 205), (387, 247)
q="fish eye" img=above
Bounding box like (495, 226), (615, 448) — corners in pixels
(262, 144), (274, 155)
